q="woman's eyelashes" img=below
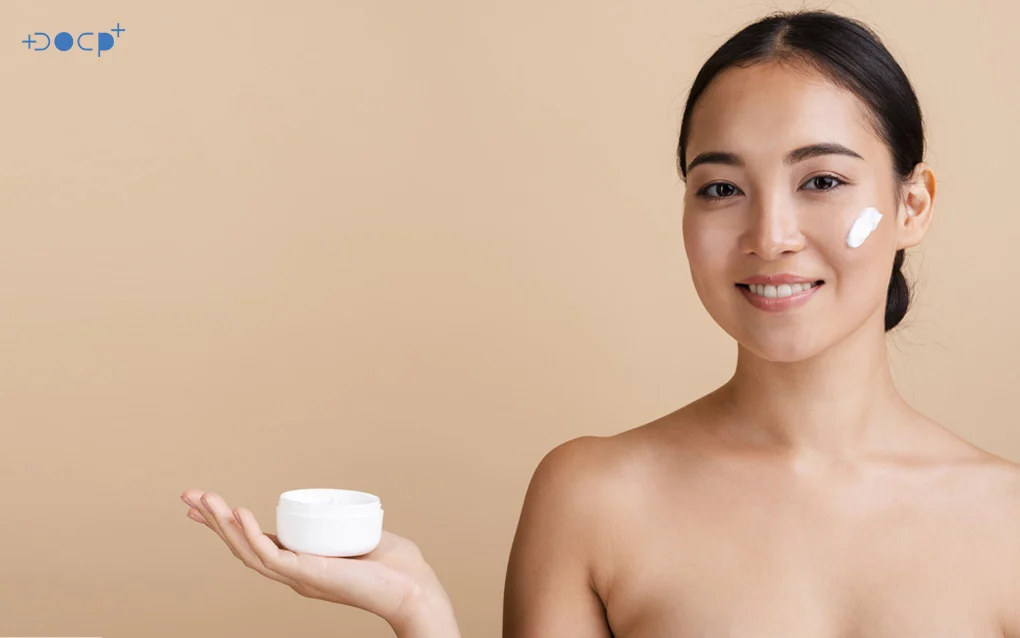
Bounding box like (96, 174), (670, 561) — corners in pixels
(697, 182), (742, 199)
(801, 174), (848, 192)
(694, 174), (850, 200)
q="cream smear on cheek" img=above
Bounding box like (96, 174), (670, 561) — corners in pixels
(846, 206), (883, 248)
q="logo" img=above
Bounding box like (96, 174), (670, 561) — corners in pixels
(22, 22), (125, 57)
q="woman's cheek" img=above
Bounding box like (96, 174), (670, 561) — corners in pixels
(845, 206), (884, 249)
(823, 205), (896, 304)
(685, 221), (731, 277)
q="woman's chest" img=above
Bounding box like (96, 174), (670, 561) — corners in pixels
(599, 483), (1016, 638)
(606, 557), (1006, 638)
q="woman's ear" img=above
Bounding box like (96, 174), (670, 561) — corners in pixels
(896, 161), (936, 250)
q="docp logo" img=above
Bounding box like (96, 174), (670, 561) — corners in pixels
(22, 22), (125, 58)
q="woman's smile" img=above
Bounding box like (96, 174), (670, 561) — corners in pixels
(736, 278), (825, 311)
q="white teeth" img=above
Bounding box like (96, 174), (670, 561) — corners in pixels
(747, 282), (817, 298)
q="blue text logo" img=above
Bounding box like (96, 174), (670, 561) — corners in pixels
(23, 23), (125, 57)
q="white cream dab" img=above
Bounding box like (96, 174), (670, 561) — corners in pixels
(846, 206), (883, 248)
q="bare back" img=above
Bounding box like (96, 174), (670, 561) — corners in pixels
(503, 395), (1020, 637)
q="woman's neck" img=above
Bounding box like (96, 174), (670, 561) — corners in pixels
(716, 315), (917, 459)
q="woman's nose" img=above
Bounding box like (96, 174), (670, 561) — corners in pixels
(739, 194), (806, 260)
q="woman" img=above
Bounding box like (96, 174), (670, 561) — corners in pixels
(181, 9), (1020, 637)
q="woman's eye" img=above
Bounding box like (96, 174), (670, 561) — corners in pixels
(802, 175), (846, 191)
(696, 182), (741, 199)
(694, 176), (846, 200)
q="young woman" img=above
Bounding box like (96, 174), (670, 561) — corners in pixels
(181, 9), (1020, 637)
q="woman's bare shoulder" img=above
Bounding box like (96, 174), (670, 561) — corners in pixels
(911, 418), (1020, 534)
(525, 408), (705, 507)
(525, 434), (645, 507)
(922, 417), (1020, 487)
(964, 446), (1020, 507)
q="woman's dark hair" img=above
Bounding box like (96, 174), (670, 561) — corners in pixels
(676, 10), (922, 332)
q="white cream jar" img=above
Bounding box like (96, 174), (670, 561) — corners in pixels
(276, 488), (384, 557)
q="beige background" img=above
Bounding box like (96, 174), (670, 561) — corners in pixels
(1, 0), (1017, 636)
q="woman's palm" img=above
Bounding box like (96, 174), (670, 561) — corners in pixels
(180, 489), (436, 627)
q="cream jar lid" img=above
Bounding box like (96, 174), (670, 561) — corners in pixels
(277, 488), (382, 517)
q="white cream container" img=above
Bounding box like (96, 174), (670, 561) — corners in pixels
(276, 488), (384, 557)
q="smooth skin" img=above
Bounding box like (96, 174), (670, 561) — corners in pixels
(183, 60), (1020, 637)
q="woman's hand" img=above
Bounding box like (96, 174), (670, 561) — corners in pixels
(180, 489), (460, 638)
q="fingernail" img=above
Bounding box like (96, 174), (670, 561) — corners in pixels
(181, 494), (195, 508)
(187, 511), (203, 522)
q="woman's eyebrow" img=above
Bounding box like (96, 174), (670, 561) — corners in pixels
(686, 142), (864, 173)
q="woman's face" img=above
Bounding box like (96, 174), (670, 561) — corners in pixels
(682, 60), (914, 362)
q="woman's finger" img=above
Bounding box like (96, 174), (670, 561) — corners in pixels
(183, 492), (277, 549)
(185, 491), (220, 535)
(235, 507), (305, 580)
(182, 490), (211, 526)
(184, 492), (230, 540)
(193, 493), (235, 555)
(200, 494), (298, 587)
(184, 491), (247, 564)
(263, 532), (284, 549)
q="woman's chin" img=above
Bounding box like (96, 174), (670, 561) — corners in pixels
(708, 308), (834, 363)
(733, 332), (824, 363)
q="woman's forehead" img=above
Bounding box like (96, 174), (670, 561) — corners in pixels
(686, 61), (882, 162)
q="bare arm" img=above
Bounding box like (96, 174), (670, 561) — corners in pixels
(502, 437), (615, 638)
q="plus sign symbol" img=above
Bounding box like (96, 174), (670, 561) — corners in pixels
(23, 22), (125, 57)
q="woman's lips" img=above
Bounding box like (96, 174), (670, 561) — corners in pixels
(736, 281), (823, 312)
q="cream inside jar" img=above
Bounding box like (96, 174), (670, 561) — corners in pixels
(276, 488), (384, 557)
